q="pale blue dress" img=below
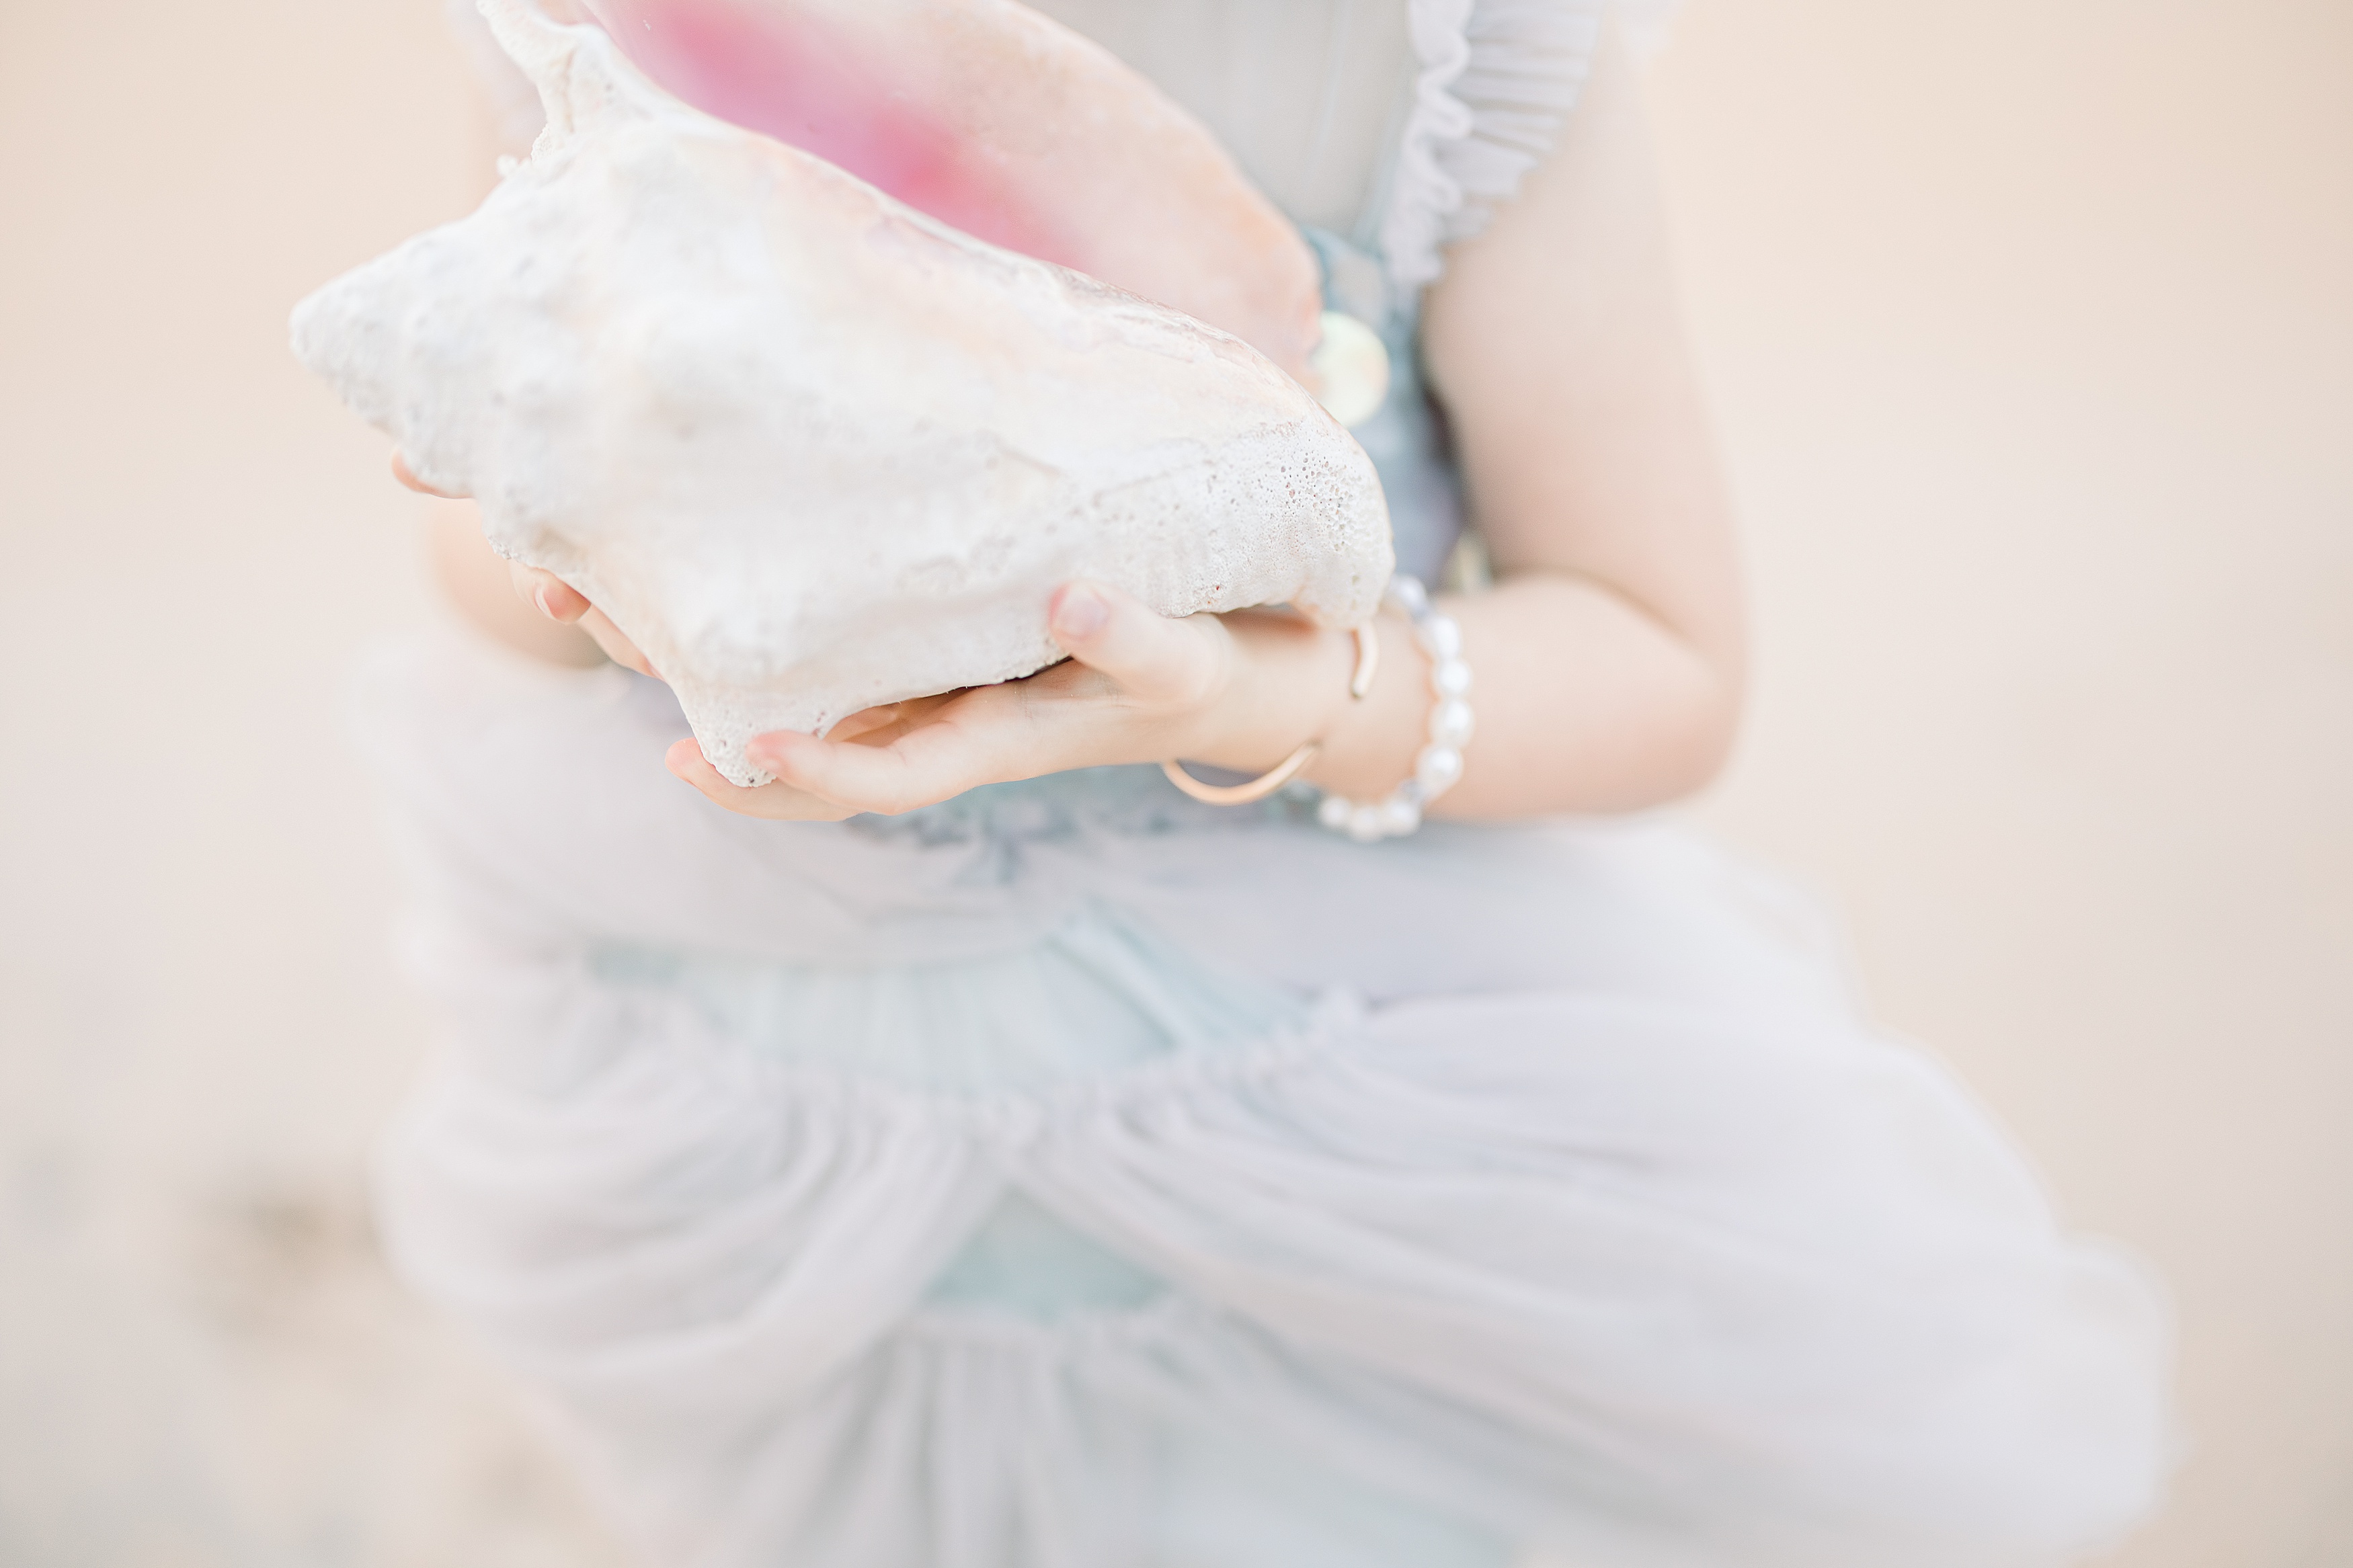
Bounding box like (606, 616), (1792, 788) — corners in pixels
(359, 3), (2173, 1565)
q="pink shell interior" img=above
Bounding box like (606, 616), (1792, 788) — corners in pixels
(581, 0), (1077, 267)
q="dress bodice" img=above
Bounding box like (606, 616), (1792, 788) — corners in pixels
(1023, 0), (1678, 290)
(1023, 0), (1420, 243)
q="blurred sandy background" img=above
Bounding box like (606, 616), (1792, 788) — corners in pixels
(1, 0), (2346, 1563)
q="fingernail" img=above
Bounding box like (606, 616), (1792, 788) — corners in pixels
(532, 584), (555, 620)
(1054, 584), (1109, 640)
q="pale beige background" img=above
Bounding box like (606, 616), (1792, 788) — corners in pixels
(1, 1), (2346, 1563)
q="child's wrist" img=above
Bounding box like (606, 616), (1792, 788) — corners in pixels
(1185, 614), (1357, 776)
(1301, 604), (1443, 801)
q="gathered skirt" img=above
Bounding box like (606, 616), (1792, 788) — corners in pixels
(354, 631), (2171, 1568)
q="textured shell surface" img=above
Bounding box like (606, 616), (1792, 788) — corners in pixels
(292, 0), (1392, 786)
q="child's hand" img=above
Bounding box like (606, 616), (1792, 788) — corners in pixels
(393, 448), (1369, 821)
(395, 450), (659, 678)
(664, 581), (1361, 822)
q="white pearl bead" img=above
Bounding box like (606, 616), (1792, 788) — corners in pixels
(1377, 797), (1422, 835)
(1416, 745), (1463, 792)
(1429, 698), (1475, 747)
(1387, 576), (1429, 617)
(1317, 793), (1353, 830)
(1433, 659), (1472, 698)
(1348, 804), (1386, 842)
(1421, 615), (1462, 660)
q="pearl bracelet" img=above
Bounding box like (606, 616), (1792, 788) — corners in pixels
(1313, 575), (1472, 841)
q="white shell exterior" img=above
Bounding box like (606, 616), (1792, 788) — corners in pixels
(292, 1), (1392, 786)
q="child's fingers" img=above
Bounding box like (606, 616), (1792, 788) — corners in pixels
(828, 696), (957, 745)
(744, 706), (1035, 817)
(507, 561), (592, 623)
(826, 706), (906, 745)
(502, 561), (661, 679)
(743, 728), (953, 816)
(390, 449), (465, 499)
(664, 739), (856, 821)
(422, 504), (659, 680)
(1048, 581), (1222, 707)
(580, 608), (660, 679)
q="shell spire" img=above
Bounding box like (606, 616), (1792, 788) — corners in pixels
(477, 0), (659, 145)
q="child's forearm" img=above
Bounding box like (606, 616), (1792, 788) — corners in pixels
(1298, 569), (1739, 818)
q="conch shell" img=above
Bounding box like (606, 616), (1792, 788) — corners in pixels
(292, 0), (1392, 786)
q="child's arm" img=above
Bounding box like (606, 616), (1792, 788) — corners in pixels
(1402, 18), (1747, 813)
(660, 21), (1741, 821)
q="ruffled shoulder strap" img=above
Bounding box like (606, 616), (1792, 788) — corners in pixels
(1380, 0), (1677, 293)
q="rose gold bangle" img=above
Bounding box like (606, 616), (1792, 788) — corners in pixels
(1160, 621), (1380, 806)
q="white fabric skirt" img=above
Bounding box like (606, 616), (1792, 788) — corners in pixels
(354, 632), (2172, 1568)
